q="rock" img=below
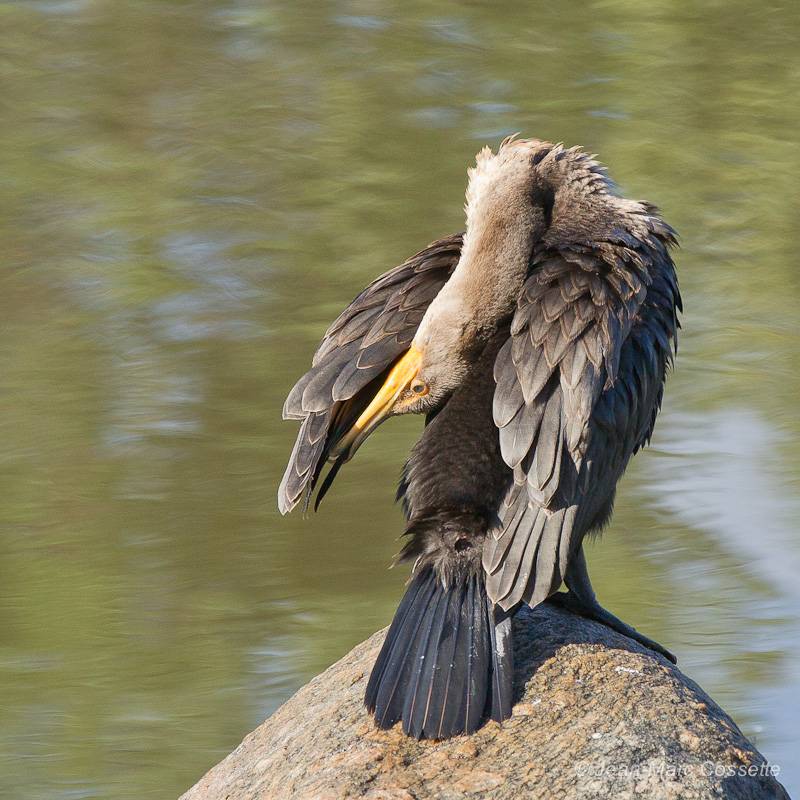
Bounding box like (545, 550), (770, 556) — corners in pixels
(179, 604), (788, 800)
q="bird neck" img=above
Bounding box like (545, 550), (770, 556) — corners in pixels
(445, 211), (536, 334)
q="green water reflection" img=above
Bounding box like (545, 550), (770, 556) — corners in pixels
(1, 1), (799, 797)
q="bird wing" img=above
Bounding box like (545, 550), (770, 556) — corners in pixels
(484, 218), (679, 611)
(279, 233), (463, 514)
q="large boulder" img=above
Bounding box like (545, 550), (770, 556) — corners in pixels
(180, 603), (788, 799)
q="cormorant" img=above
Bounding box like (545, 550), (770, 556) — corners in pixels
(279, 136), (681, 740)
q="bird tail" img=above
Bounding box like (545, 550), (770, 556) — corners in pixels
(364, 565), (513, 739)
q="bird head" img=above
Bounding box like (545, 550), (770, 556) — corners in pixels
(327, 335), (471, 460)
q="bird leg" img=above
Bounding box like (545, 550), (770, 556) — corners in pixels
(547, 547), (677, 664)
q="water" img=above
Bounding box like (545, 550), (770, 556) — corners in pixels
(1, 1), (798, 797)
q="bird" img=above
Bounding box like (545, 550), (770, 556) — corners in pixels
(278, 135), (681, 740)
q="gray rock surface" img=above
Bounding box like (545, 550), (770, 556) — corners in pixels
(180, 603), (788, 799)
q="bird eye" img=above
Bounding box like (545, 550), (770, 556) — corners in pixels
(410, 379), (429, 396)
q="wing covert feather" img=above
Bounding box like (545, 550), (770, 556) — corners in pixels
(485, 213), (679, 610)
(279, 234), (463, 513)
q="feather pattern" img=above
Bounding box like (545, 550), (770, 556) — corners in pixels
(278, 235), (462, 513)
(485, 207), (680, 610)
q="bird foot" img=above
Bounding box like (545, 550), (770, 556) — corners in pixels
(546, 590), (677, 664)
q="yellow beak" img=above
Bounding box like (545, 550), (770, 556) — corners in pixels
(330, 345), (423, 460)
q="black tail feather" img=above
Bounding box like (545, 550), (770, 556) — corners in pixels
(370, 577), (438, 729)
(365, 567), (513, 739)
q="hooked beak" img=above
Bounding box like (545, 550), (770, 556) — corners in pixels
(329, 345), (423, 461)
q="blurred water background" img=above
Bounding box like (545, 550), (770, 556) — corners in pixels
(1, 1), (799, 797)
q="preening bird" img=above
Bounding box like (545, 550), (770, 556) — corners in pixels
(279, 136), (681, 740)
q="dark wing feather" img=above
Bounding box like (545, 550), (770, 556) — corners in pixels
(485, 212), (679, 610)
(278, 234), (463, 514)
